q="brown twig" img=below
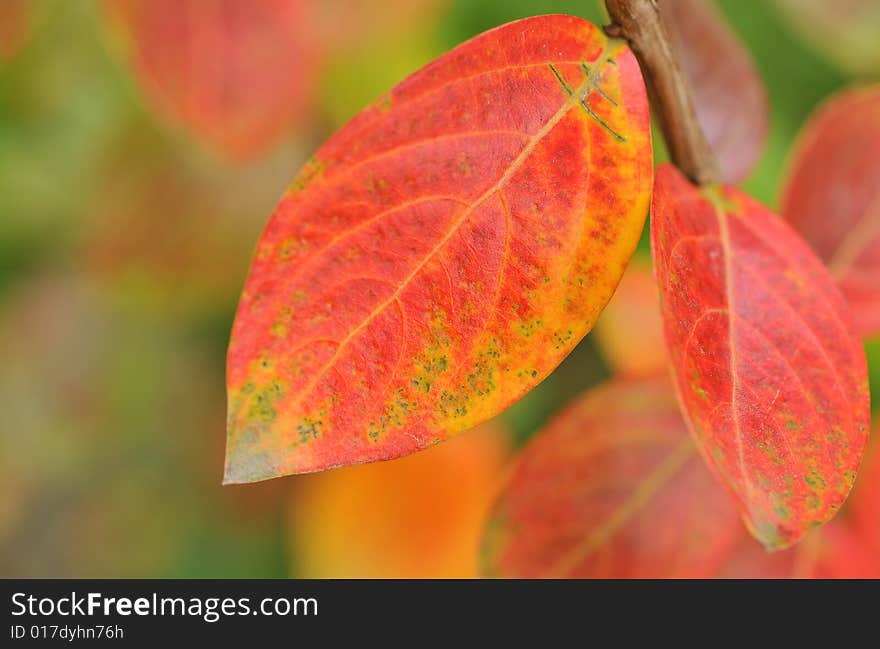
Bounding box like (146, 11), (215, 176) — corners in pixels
(604, 0), (719, 186)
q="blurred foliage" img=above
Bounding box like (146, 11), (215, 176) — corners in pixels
(771, 0), (880, 79)
(0, 0), (876, 578)
(289, 422), (509, 578)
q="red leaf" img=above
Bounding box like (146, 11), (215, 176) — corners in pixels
(849, 423), (880, 554)
(719, 432), (880, 577)
(717, 520), (880, 578)
(225, 15), (653, 482)
(780, 86), (880, 338)
(483, 376), (743, 578)
(660, 0), (768, 183)
(651, 163), (870, 550)
(484, 377), (880, 578)
(104, 0), (320, 159)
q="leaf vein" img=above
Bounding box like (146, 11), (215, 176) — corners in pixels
(283, 69), (599, 414)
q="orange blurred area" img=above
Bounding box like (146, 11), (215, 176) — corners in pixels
(288, 422), (510, 578)
(593, 256), (668, 377)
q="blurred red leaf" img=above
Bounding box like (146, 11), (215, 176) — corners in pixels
(484, 377), (880, 578)
(660, 0), (769, 183)
(224, 15), (653, 482)
(652, 163), (870, 550)
(780, 86), (880, 338)
(593, 257), (667, 377)
(483, 376), (742, 578)
(104, 0), (320, 159)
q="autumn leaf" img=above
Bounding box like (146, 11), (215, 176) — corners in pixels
(718, 421), (880, 577)
(103, 0), (320, 159)
(483, 378), (880, 578)
(593, 256), (667, 377)
(780, 85), (880, 338)
(772, 0), (880, 77)
(224, 15), (653, 482)
(482, 376), (743, 578)
(288, 421), (508, 578)
(849, 425), (880, 555)
(660, 0), (769, 183)
(651, 163), (870, 550)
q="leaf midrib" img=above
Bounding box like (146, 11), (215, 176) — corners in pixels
(545, 437), (695, 577)
(705, 186), (760, 527)
(283, 53), (614, 416)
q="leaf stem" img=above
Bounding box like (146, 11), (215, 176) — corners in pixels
(604, 0), (719, 186)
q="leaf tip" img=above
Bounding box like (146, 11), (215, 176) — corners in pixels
(222, 426), (279, 485)
(747, 515), (814, 553)
(752, 524), (792, 553)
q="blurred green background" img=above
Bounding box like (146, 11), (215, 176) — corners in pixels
(0, 0), (876, 577)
